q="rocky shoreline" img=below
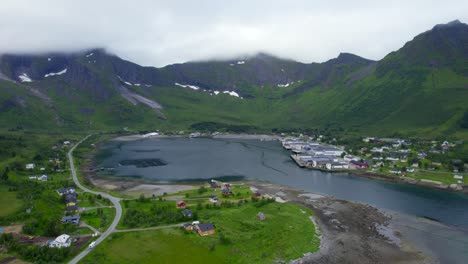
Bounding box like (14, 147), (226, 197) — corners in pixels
(81, 170), (433, 264)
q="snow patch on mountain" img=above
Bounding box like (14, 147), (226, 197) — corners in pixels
(19, 73), (32, 82)
(223, 91), (240, 97)
(117, 75), (134, 86)
(237, 61), (245, 65)
(86, 53), (94, 58)
(277, 82), (294, 88)
(44, 68), (67, 78)
(174, 82), (200, 90)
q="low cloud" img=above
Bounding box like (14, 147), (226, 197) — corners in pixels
(1, 0), (467, 67)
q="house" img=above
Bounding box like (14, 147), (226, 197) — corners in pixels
(221, 188), (233, 195)
(257, 212), (266, 221)
(209, 196), (219, 203)
(177, 201), (186, 208)
(253, 191), (262, 198)
(182, 223), (193, 231)
(66, 201), (77, 207)
(63, 141), (71, 145)
(25, 163), (35, 170)
(194, 223), (216, 236)
(67, 205), (79, 212)
(181, 209), (193, 218)
(29, 175), (37, 180)
(48, 234), (72, 248)
(38, 175), (48, 181)
(209, 181), (219, 189)
(61, 215), (80, 225)
(349, 160), (369, 169)
(454, 175), (463, 180)
(57, 187), (76, 196)
(65, 193), (77, 204)
(407, 168), (415, 173)
(325, 162), (348, 170)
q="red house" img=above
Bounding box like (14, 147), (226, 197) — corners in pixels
(350, 160), (369, 169)
(177, 201), (186, 208)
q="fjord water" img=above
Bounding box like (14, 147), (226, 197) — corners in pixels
(99, 137), (468, 228)
(99, 137), (468, 263)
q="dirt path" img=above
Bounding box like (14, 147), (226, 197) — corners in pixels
(113, 224), (181, 233)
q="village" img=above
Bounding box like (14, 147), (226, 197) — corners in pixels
(283, 134), (466, 191)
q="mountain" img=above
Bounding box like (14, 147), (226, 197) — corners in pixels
(0, 20), (466, 138)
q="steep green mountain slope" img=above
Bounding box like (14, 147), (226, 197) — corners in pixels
(0, 20), (466, 138)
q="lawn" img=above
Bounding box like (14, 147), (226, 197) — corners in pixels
(412, 171), (463, 185)
(0, 187), (23, 217)
(80, 207), (116, 231)
(83, 201), (319, 264)
(173, 184), (254, 202)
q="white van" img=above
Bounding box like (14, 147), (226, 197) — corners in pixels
(89, 242), (96, 249)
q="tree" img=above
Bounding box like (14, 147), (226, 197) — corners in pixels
(1, 168), (9, 181)
(198, 186), (207, 194)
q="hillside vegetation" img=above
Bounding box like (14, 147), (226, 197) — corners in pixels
(0, 21), (466, 139)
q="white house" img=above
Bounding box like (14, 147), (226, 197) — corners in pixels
(454, 175), (463, 180)
(49, 234), (71, 248)
(38, 175), (48, 181)
(26, 164), (35, 169)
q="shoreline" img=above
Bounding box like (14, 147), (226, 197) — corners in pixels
(75, 134), (467, 263)
(111, 133), (281, 141)
(82, 171), (435, 263)
(109, 134), (466, 194)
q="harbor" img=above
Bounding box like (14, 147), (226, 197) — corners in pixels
(283, 137), (367, 172)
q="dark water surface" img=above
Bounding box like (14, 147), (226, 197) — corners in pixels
(98, 138), (468, 228)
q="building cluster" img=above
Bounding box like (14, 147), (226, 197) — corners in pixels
(57, 187), (81, 218)
(283, 138), (365, 171)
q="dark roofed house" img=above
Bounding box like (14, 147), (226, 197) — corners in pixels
(61, 215), (80, 225)
(182, 209), (193, 218)
(65, 193), (77, 203)
(195, 223), (215, 236)
(257, 212), (266, 221)
(221, 188), (233, 195)
(57, 187), (76, 196)
(66, 205), (79, 212)
(209, 182), (219, 189)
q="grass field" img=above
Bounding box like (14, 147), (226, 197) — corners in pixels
(81, 207), (116, 232)
(175, 184), (254, 202)
(0, 187), (23, 217)
(84, 202), (319, 264)
(412, 171), (464, 185)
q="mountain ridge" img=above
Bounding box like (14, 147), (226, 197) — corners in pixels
(0, 20), (466, 138)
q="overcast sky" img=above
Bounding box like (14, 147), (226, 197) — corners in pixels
(1, 0), (467, 67)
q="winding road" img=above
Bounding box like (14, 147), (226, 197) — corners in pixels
(68, 135), (123, 264)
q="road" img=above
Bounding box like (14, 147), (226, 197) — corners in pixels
(67, 135), (123, 264)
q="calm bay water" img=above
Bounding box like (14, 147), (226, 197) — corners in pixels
(98, 137), (468, 228)
(98, 137), (468, 263)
